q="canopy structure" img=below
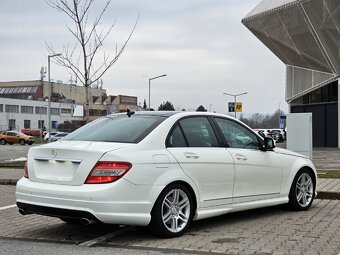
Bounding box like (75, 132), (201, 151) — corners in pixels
(242, 0), (340, 102)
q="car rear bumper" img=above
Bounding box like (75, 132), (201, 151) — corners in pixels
(16, 177), (164, 226)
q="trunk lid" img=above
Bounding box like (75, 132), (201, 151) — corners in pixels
(27, 141), (133, 185)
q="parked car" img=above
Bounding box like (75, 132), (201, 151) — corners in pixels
(44, 132), (62, 142)
(269, 129), (286, 141)
(49, 132), (69, 142)
(21, 129), (41, 137)
(0, 131), (34, 145)
(16, 112), (317, 237)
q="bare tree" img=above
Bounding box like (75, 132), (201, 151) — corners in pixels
(46, 0), (139, 122)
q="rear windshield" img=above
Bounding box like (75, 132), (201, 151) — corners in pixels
(64, 114), (166, 143)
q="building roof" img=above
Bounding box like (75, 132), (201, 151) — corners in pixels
(244, 0), (298, 20)
(242, 0), (340, 101)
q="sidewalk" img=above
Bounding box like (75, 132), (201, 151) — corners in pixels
(1, 167), (339, 199)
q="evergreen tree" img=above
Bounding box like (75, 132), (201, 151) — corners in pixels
(158, 101), (175, 111)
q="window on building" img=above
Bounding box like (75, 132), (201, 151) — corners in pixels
(0, 104), (3, 112)
(302, 81), (338, 105)
(24, 120), (31, 129)
(21, 106), (34, 114)
(38, 120), (45, 129)
(9, 119), (16, 130)
(35, 107), (47, 115)
(5, 105), (19, 113)
(61, 108), (71, 114)
(52, 121), (58, 129)
(51, 108), (60, 115)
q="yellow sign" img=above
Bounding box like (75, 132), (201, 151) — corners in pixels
(235, 102), (242, 112)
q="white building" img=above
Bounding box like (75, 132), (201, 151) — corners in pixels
(0, 97), (83, 131)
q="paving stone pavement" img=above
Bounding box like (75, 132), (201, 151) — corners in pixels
(0, 184), (339, 254)
(103, 199), (340, 255)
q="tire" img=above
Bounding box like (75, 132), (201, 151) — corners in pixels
(0, 139), (6, 145)
(8, 142), (14, 145)
(149, 184), (194, 238)
(27, 141), (34, 145)
(288, 169), (315, 211)
(19, 139), (25, 145)
(59, 217), (81, 225)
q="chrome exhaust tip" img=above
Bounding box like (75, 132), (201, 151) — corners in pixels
(18, 208), (27, 215)
(80, 218), (95, 225)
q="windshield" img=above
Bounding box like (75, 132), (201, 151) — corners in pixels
(64, 114), (166, 143)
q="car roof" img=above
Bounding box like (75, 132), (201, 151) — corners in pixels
(108, 111), (235, 119)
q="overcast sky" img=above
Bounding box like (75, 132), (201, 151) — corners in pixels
(0, 0), (288, 114)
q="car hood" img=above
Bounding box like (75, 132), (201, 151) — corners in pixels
(274, 147), (309, 159)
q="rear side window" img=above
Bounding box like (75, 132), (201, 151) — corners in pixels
(179, 117), (218, 147)
(167, 124), (187, 147)
(64, 115), (166, 143)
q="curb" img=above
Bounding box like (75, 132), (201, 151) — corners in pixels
(316, 191), (340, 200)
(0, 179), (18, 185)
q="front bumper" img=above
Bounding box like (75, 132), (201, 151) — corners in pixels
(16, 177), (164, 226)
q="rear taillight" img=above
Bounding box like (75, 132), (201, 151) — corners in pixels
(85, 162), (132, 184)
(24, 162), (29, 179)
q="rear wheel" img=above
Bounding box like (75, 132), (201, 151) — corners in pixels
(149, 184), (194, 238)
(19, 139), (25, 145)
(0, 139), (6, 145)
(288, 169), (315, 211)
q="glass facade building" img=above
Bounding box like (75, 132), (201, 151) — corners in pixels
(243, 0), (340, 147)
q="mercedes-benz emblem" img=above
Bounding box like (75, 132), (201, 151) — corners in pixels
(51, 149), (57, 157)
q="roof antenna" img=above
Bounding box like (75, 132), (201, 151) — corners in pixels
(127, 109), (135, 118)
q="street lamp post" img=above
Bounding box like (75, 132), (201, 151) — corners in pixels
(48, 54), (61, 139)
(149, 74), (167, 111)
(223, 92), (247, 118)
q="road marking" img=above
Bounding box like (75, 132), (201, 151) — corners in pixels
(79, 226), (134, 247)
(0, 204), (16, 211)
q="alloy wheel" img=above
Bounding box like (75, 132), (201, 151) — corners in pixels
(161, 189), (190, 233)
(295, 173), (314, 207)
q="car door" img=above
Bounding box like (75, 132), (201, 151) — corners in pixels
(214, 118), (283, 203)
(166, 116), (235, 207)
(7, 132), (19, 143)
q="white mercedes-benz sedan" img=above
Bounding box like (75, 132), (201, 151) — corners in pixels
(16, 111), (317, 237)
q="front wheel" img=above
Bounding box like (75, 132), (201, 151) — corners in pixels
(0, 139), (6, 145)
(288, 169), (315, 211)
(149, 184), (194, 238)
(19, 139), (25, 145)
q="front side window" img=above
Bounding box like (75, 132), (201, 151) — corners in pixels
(179, 117), (218, 147)
(215, 118), (260, 150)
(64, 114), (167, 143)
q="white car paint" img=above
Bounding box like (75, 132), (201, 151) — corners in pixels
(16, 112), (317, 235)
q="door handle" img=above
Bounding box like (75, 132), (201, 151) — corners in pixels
(235, 153), (247, 161)
(184, 152), (200, 159)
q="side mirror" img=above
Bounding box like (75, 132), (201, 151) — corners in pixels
(263, 137), (275, 150)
